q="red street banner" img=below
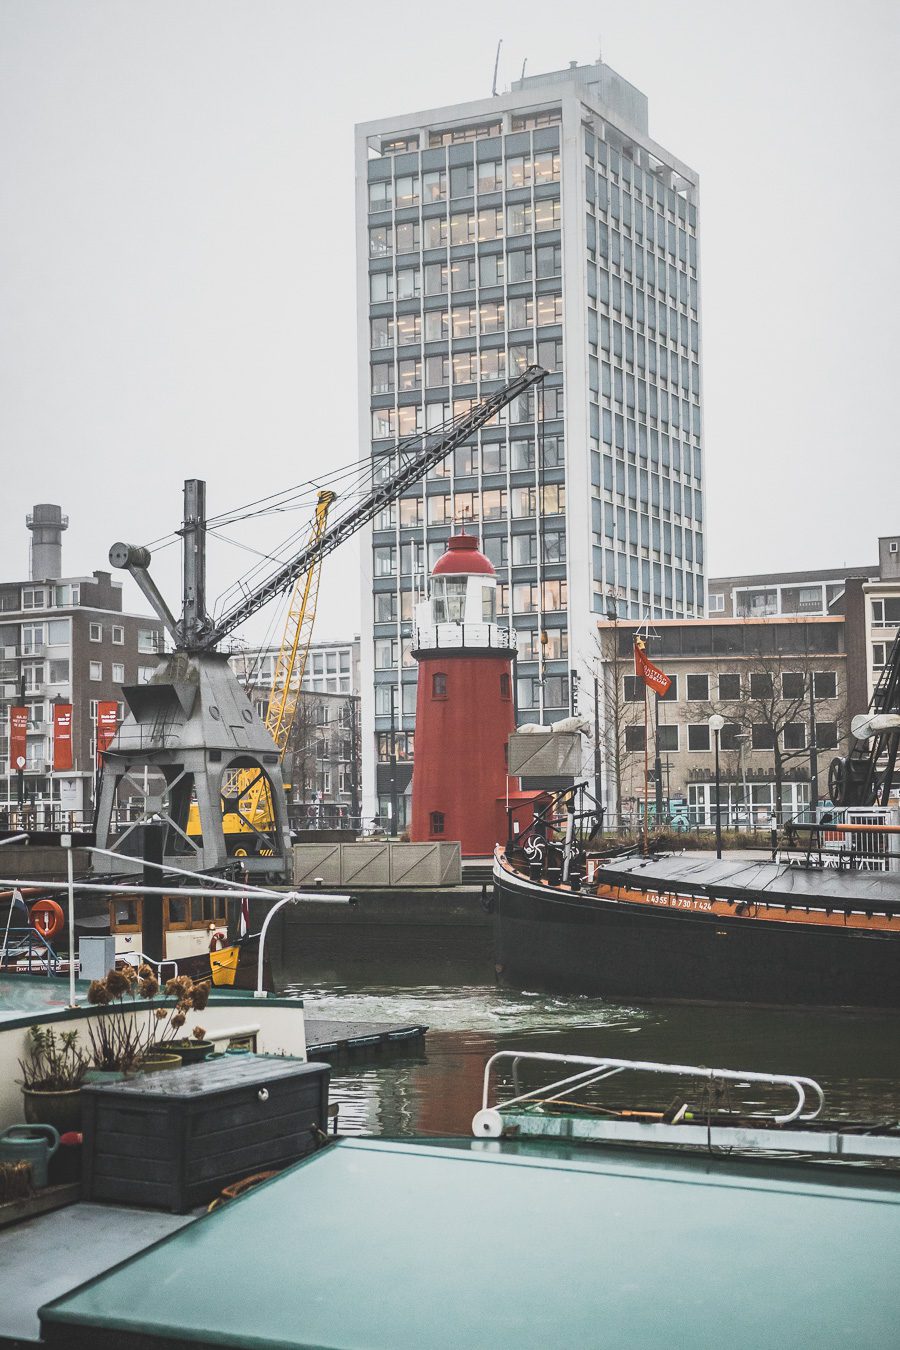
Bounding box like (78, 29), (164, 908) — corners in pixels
(634, 638), (671, 697)
(96, 701), (119, 759)
(53, 703), (74, 771)
(9, 706), (27, 773)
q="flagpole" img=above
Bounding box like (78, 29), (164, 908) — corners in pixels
(643, 680), (649, 855)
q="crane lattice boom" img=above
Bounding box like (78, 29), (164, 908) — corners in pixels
(200, 364), (545, 650)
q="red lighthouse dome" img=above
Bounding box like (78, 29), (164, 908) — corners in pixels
(431, 533), (494, 576)
(409, 531), (516, 857)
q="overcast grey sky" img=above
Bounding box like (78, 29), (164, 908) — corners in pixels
(1, 0), (897, 640)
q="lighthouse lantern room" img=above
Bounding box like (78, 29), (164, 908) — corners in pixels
(410, 532), (516, 857)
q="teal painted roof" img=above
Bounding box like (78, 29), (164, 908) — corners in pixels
(41, 1137), (900, 1349)
(0, 975), (301, 1030)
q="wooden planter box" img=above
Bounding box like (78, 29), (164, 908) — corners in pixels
(81, 1056), (330, 1213)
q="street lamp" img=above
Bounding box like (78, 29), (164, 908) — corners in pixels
(708, 714), (725, 860)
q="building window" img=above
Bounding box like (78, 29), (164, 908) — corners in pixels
(687, 724), (711, 751)
(751, 725), (776, 750)
(22, 588), (46, 610)
(23, 662), (44, 692)
(432, 673), (447, 700)
(89, 661), (102, 681)
(429, 811), (445, 835)
(112, 663), (125, 684)
(782, 672), (805, 700)
(137, 629), (158, 653)
(783, 723), (806, 750)
(708, 593), (725, 613)
(21, 623), (44, 653)
(872, 598), (900, 627)
(749, 673), (774, 700)
(500, 673), (511, 701)
(623, 676), (643, 703)
(137, 665), (156, 684)
(873, 643), (887, 669)
(686, 674), (708, 702)
(817, 722), (838, 750)
(718, 673), (740, 701)
(625, 725), (646, 752)
(89, 623), (102, 642)
(813, 671), (837, 700)
(48, 659), (69, 683)
(47, 619), (69, 645)
(657, 725), (679, 752)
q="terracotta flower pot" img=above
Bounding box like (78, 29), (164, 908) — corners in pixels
(22, 1087), (83, 1135)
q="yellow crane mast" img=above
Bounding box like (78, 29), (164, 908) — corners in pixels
(228, 490), (335, 839)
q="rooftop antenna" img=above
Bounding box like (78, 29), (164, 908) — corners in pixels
(520, 58), (528, 81)
(491, 38), (502, 97)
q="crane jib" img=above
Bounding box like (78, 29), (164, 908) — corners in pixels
(201, 364), (546, 650)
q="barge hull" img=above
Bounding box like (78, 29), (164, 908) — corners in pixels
(494, 870), (900, 1008)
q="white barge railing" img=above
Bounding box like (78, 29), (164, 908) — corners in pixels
(473, 1050), (825, 1137)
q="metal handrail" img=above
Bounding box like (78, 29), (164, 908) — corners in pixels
(474, 1050), (825, 1136)
(0, 924), (63, 975)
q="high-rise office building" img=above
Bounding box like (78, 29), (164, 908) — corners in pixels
(356, 61), (705, 828)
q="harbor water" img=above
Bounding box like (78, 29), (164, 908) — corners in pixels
(280, 926), (900, 1137)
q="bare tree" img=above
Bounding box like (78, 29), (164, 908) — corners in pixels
(708, 638), (847, 820)
(284, 694), (320, 820)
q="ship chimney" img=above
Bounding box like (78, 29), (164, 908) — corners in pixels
(26, 503), (68, 580)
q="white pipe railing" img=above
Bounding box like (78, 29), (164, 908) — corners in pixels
(254, 891), (352, 997)
(476, 1050), (825, 1134)
(87, 846), (283, 895)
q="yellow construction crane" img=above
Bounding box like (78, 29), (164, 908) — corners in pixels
(190, 489), (335, 850)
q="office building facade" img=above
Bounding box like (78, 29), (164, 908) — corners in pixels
(597, 615), (847, 826)
(356, 61), (706, 827)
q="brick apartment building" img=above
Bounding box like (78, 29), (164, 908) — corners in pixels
(0, 505), (164, 824)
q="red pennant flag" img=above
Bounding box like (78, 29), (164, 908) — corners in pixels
(96, 701), (119, 762)
(9, 706), (27, 772)
(53, 703), (74, 771)
(634, 638), (671, 697)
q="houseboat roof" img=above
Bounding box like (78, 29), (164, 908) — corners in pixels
(599, 853), (900, 910)
(40, 1136), (900, 1349)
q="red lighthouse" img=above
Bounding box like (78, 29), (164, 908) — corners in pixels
(410, 532), (515, 857)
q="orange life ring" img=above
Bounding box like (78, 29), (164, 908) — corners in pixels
(30, 898), (65, 941)
(208, 927), (227, 952)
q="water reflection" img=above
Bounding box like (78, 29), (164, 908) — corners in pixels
(280, 926), (900, 1138)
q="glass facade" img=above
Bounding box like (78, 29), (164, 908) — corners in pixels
(358, 67), (705, 824)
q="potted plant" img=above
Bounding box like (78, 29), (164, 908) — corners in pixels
(171, 1026), (214, 1065)
(18, 1025), (88, 1133)
(85, 965), (211, 1075)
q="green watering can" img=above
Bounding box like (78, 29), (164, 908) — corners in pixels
(0, 1125), (59, 1188)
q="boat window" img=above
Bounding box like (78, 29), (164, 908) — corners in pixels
(196, 896), (227, 926)
(110, 898), (141, 932)
(165, 895), (191, 929)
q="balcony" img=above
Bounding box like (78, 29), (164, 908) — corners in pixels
(413, 622), (513, 653)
